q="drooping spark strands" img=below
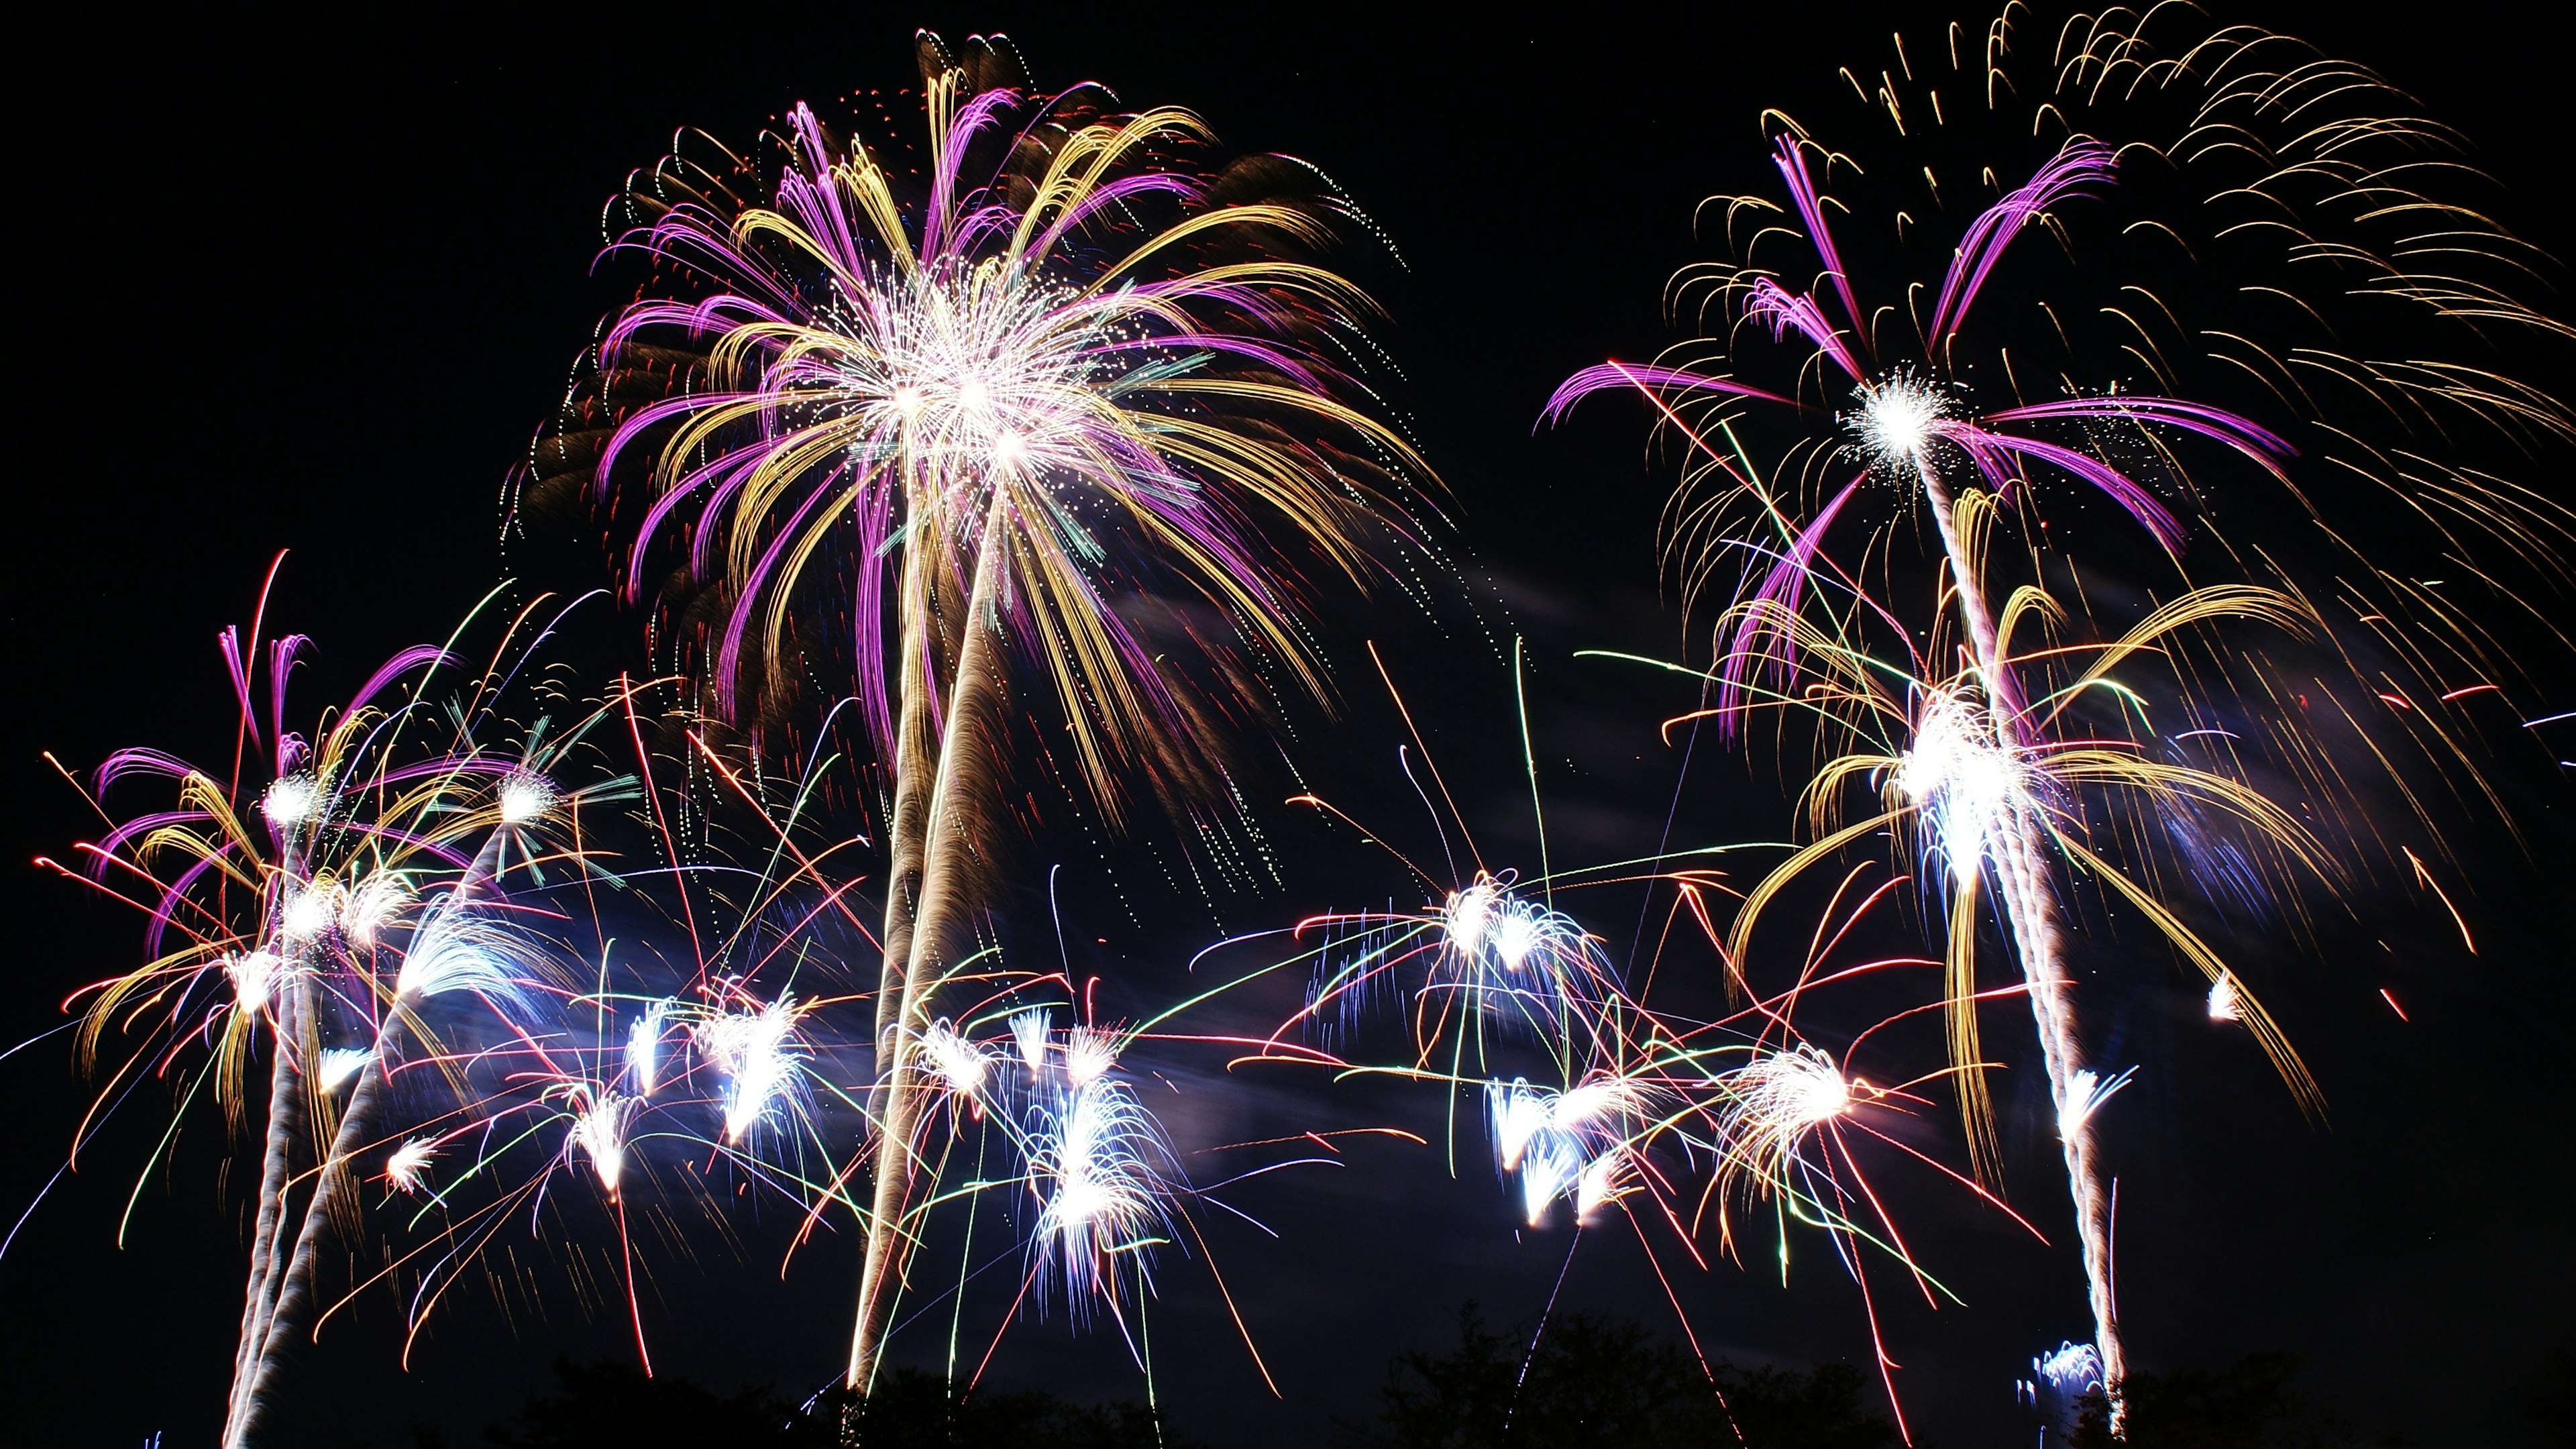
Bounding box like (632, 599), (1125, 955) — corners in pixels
(42, 576), (648, 1446)
(1546, 96), (2381, 1417)
(545, 32), (1430, 1392)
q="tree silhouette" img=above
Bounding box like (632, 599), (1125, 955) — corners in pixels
(1379, 1305), (1900, 1449)
(483, 1359), (1184, 1449)
(2068, 1352), (2402, 1449)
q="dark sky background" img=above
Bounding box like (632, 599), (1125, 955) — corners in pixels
(7, 3), (2573, 1446)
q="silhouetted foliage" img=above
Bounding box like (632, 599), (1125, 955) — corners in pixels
(484, 1358), (1187, 1449)
(487, 1357), (816, 1448)
(843, 1365), (1194, 1448)
(2068, 1353), (2400, 1449)
(1379, 1304), (1900, 1449)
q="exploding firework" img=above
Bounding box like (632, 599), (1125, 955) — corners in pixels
(526, 32), (1432, 1390)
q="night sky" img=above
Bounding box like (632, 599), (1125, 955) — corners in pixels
(9, 3), (2573, 1445)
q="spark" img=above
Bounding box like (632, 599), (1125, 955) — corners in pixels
(496, 771), (557, 826)
(261, 775), (319, 830)
(383, 1138), (437, 1194)
(920, 1019), (991, 1102)
(696, 995), (804, 1144)
(2057, 1067), (2137, 1142)
(626, 1000), (670, 1095)
(317, 1049), (370, 1091)
(225, 951), (290, 1018)
(1064, 1026), (1119, 1087)
(2208, 975), (2243, 1023)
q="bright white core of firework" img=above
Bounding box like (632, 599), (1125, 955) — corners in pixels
(262, 775), (319, 829)
(2057, 1066), (2137, 1142)
(1898, 686), (2029, 875)
(2206, 975), (2243, 1023)
(339, 873), (409, 946)
(570, 1091), (631, 1197)
(699, 997), (800, 1142)
(1854, 374), (1950, 470)
(627, 1000), (671, 1095)
(385, 1137), (437, 1193)
(1491, 907), (1543, 971)
(1443, 881), (1499, 960)
(227, 950), (288, 1016)
(280, 884), (337, 943)
(319, 1047), (371, 1091)
(922, 1019), (992, 1099)
(1010, 1008), (1051, 1076)
(497, 771), (557, 825)
(1064, 1026), (1119, 1087)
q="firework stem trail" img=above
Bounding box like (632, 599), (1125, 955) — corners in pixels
(235, 1021), (392, 1446)
(851, 502), (1010, 1391)
(222, 981), (305, 1443)
(872, 545), (937, 1075)
(1917, 455), (2125, 1406)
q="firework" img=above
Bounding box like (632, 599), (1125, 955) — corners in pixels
(43, 576), (641, 1444)
(539, 32), (1430, 1389)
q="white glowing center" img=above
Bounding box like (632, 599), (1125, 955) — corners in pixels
(1444, 881), (1499, 959)
(497, 771), (557, 824)
(262, 775), (319, 829)
(1855, 374), (1951, 470)
(385, 1137), (437, 1193)
(1898, 686), (2027, 873)
(279, 885), (337, 943)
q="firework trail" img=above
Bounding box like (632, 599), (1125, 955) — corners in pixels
(539, 31), (1431, 1391)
